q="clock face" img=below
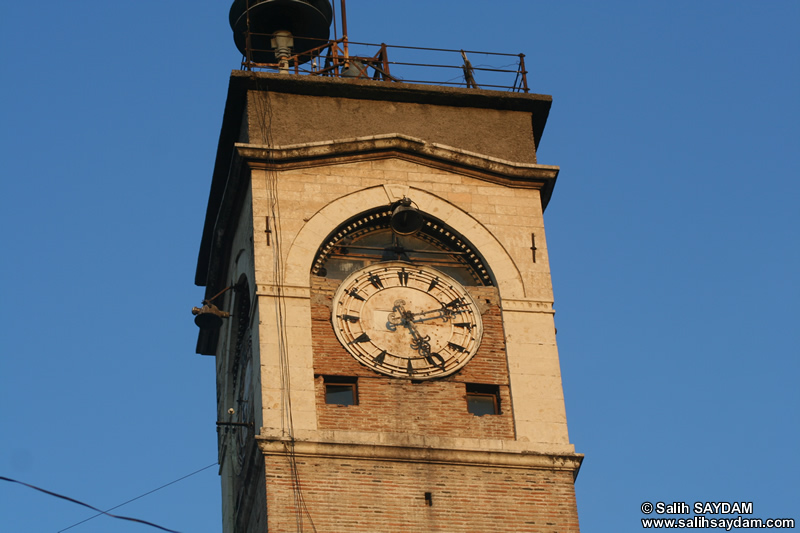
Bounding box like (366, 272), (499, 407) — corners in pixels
(332, 262), (483, 379)
(235, 338), (253, 467)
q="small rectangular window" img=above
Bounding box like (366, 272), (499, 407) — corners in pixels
(323, 376), (358, 406)
(466, 383), (500, 416)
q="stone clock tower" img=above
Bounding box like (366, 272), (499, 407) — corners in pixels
(194, 2), (582, 531)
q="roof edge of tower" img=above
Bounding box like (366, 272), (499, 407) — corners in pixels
(229, 70), (553, 139)
(197, 72), (555, 290)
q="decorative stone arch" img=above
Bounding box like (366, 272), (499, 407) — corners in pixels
(284, 185), (525, 299)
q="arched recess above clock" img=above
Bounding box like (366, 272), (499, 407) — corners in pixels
(311, 206), (494, 286)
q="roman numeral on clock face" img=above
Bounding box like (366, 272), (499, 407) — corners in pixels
(368, 273), (384, 289)
(397, 268), (409, 286)
(447, 342), (467, 353)
(347, 288), (365, 301)
(339, 314), (360, 323)
(446, 297), (466, 309)
(348, 332), (371, 345)
(427, 277), (439, 292)
(426, 352), (446, 370)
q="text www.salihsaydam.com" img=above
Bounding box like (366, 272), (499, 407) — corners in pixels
(642, 516), (795, 529)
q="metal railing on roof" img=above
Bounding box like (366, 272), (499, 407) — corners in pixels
(240, 34), (530, 93)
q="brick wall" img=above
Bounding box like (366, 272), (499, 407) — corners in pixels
(311, 277), (515, 440)
(263, 453), (580, 532)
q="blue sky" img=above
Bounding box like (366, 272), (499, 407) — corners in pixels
(1, 1), (798, 532)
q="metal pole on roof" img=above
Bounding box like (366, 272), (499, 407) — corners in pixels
(341, 0), (350, 64)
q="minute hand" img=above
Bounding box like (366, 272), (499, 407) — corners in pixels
(407, 305), (460, 324)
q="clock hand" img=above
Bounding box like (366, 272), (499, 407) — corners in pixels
(406, 322), (448, 370)
(387, 300), (430, 352)
(406, 323), (431, 357)
(388, 300), (446, 370)
(386, 299), (408, 331)
(405, 304), (463, 324)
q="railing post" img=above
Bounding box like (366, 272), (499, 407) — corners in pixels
(519, 54), (529, 93)
(341, 0), (350, 67)
(381, 43), (391, 80)
(331, 41), (340, 77)
(244, 0), (252, 70)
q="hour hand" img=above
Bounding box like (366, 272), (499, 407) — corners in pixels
(386, 300), (409, 331)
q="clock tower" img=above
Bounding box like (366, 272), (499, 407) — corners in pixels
(194, 2), (582, 531)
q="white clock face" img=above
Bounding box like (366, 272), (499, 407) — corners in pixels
(332, 262), (483, 379)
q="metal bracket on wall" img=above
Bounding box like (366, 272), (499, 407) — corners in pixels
(530, 233), (537, 263)
(265, 216), (272, 246)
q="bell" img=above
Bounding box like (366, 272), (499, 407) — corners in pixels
(192, 303), (231, 330)
(390, 202), (424, 235)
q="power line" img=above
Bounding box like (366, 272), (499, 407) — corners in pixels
(1, 474), (179, 533)
(1, 462), (216, 533)
(251, 73), (317, 533)
(57, 463), (218, 533)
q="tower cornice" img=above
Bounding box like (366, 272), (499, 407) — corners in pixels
(257, 433), (583, 479)
(236, 135), (558, 192)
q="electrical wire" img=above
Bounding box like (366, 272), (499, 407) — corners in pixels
(56, 463), (218, 532)
(1, 473), (200, 533)
(250, 72), (317, 533)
